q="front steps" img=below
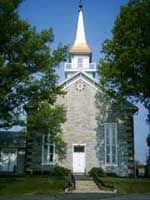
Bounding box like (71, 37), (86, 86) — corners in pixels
(66, 175), (116, 194)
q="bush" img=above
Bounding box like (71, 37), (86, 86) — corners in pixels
(106, 172), (118, 177)
(51, 165), (71, 177)
(88, 167), (105, 177)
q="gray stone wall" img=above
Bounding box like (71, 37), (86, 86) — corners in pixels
(96, 92), (136, 176)
(26, 76), (136, 176)
(57, 80), (100, 172)
(56, 77), (136, 176)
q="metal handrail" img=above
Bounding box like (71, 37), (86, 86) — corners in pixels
(94, 175), (114, 190)
(70, 173), (76, 189)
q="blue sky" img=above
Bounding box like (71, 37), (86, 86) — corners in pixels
(18, 0), (149, 164)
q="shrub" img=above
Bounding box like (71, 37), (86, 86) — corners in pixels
(51, 165), (71, 177)
(88, 167), (105, 177)
(106, 172), (118, 177)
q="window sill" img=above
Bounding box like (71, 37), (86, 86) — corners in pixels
(104, 164), (118, 167)
(41, 162), (55, 165)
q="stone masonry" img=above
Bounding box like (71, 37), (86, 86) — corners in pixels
(57, 73), (137, 176)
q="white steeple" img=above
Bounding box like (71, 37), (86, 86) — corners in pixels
(75, 6), (86, 44)
(64, 2), (96, 78)
(69, 3), (91, 54)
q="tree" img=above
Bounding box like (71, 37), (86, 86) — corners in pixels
(0, 0), (68, 154)
(98, 0), (150, 109)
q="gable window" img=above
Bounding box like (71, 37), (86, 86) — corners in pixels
(104, 123), (118, 165)
(42, 135), (55, 164)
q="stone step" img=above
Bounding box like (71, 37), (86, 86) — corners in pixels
(68, 180), (116, 194)
(74, 175), (93, 181)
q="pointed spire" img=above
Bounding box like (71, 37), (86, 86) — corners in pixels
(69, 2), (91, 54)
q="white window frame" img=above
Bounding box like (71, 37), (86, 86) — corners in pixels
(41, 134), (55, 165)
(104, 123), (118, 166)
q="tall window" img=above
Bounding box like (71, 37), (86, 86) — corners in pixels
(104, 123), (118, 165)
(42, 135), (54, 164)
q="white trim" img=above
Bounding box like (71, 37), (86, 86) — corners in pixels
(63, 75), (99, 91)
(60, 71), (99, 87)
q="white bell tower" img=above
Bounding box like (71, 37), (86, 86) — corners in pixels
(64, 2), (96, 78)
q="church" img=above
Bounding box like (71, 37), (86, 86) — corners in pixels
(56, 3), (137, 176)
(0, 3), (137, 176)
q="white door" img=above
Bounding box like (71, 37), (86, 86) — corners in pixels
(73, 145), (85, 173)
(0, 150), (17, 172)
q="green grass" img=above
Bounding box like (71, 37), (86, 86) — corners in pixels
(100, 177), (150, 194)
(0, 176), (66, 196)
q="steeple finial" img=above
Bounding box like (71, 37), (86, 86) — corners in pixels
(79, 0), (83, 11)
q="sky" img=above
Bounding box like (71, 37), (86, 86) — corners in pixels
(18, 0), (149, 164)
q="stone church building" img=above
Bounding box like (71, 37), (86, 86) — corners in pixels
(0, 4), (137, 176)
(56, 4), (137, 176)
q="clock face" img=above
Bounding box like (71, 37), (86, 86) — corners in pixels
(76, 80), (86, 91)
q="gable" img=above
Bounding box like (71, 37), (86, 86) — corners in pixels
(60, 72), (100, 92)
(59, 72), (138, 113)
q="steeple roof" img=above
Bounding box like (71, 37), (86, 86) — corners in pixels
(69, 4), (92, 54)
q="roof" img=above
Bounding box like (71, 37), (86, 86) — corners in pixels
(0, 131), (25, 147)
(60, 71), (100, 91)
(69, 42), (92, 54)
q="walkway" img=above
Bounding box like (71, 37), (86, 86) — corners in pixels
(67, 175), (115, 194)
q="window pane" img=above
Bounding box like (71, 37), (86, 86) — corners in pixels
(106, 146), (110, 154)
(43, 152), (47, 162)
(106, 128), (109, 137)
(106, 155), (110, 163)
(106, 137), (110, 145)
(50, 145), (54, 154)
(49, 154), (53, 162)
(112, 128), (116, 145)
(112, 155), (116, 164)
(74, 146), (84, 152)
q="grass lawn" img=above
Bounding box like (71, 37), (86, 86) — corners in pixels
(101, 177), (150, 194)
(0, 176), (66, 196)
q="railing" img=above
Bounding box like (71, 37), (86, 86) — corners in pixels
(65, 173), (76, 191)
(94, 175), (116, 192)
(64, 63), (97, 72)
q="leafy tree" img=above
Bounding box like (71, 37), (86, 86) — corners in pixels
(0, 0), (68, 153)
(98, 0), (150, 109)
